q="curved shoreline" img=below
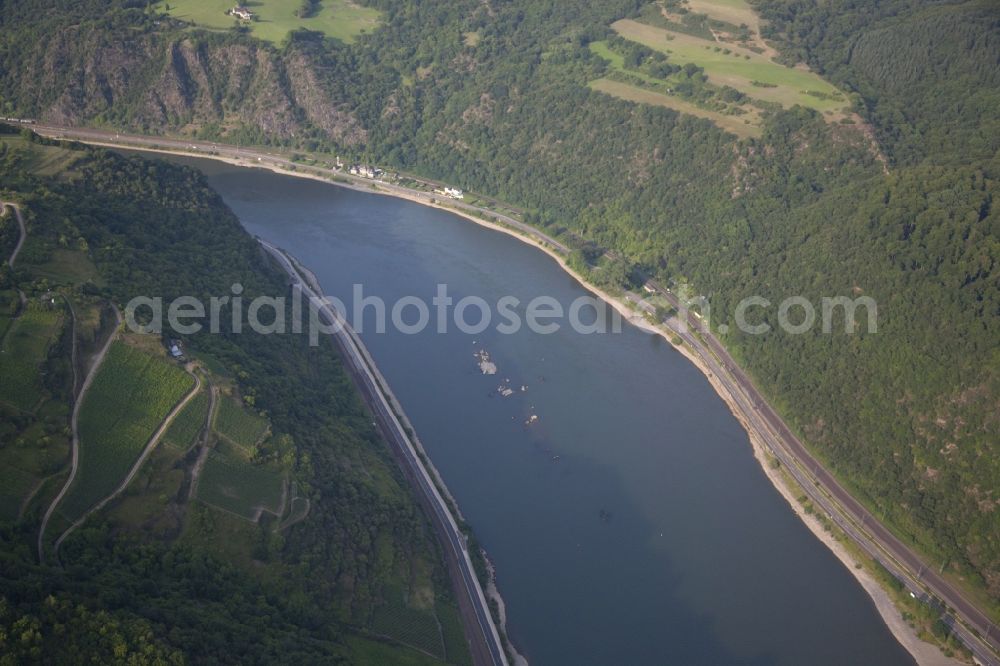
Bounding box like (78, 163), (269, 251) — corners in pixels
(265, 242), (514, 666)
(77, 140), (956, 665)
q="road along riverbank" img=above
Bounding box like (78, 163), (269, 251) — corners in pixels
(30, 124), (997, 665)
(259, 239), (513, 666)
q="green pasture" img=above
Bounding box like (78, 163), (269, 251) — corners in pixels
(612, 19), (848, 113)
(157, 0), (381, 44)
(589, 78), (760, 137)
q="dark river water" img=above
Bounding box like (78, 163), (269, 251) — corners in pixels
(154, 154), (914, 665)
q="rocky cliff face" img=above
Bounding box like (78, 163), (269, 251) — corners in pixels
(285, 49), (367, 146)
(15, 24), (366, 147)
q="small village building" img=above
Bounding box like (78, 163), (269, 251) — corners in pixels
(230, 6), (254, 21)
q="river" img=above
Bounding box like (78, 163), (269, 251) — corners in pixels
(157, 154), (914, 665)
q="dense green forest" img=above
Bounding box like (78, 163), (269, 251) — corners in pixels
(0, 0), (997, 632)
(0, 130), (468, 663)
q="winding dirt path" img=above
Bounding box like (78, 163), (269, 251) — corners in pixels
(187, 383), (218, 500)
(2, 201), (26, 269)
(53, 367), (202, 555)
(18, 471), (62, 522)
(279, 497), (311, 532)
(37, 305), (121, 563)
(62, 295), (80, 400)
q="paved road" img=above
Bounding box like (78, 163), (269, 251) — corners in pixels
(23, 121), (998, 663)
(29, 123), (568, 255)
(187, 383), (219, 500)
(628, 282), (1000, 666)
(260, 240), (508, 666)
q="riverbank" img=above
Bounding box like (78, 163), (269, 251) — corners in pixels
(262, 241), (513, 666)
(81, 138), (957, 664)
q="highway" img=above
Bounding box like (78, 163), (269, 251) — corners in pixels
(19, 120), (998, 664)
(27, 123), (568, 255)
(259, 240), (508, 666)
(627, 281), (1000, 666)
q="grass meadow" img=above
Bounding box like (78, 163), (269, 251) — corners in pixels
(158, 0), (381, 44)
(589, 77), (761, 137)
(612, 19), (847, 114)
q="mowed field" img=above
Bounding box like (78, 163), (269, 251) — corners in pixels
(590, 78), (761, 137)
(60, 342), (194, 521)
(685, 0), (761, 35)
(0, 307), (64, 412)
(589, 39), (762, 137)
(0, 136), (82, 177)
(0, 290), (17, 339)
(157, 0), (381, 44)
(612, 18), (848, 114)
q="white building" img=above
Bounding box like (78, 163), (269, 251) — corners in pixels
(230, 6), (254, 21)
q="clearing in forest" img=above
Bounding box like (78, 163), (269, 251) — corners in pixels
(612, 19), (847, 114)
(590, 2), (850, 137)
(157, 0), (381, 45)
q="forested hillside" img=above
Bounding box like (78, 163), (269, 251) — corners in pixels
(0, 130), (468, 663)
(0, 0), (997, 623)
(755, 0), (1000, 165)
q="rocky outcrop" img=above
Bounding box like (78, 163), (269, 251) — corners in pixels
(21, 24), (365, 147)
(284, 50), (367, 146)
(40, 28), (157, 125)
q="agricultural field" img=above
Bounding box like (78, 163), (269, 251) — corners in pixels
(589, 37), (762, 137)
(195, 439), (285, 521)
(60, 341), (194, 521)
(104, 442), (187, 532)
(371, 586), (446, 660)
(157, 0), (382, 44)
(343, 635), (445, 666)
(684, 0), (761, 35)
(214, 396), (269, 449)
(163, 388), (210, 450)
(0, 306), (64, 412)
(590, 78), (761, 137)
(436, 602), (473, 666)
(0, 290), (21, 345)
(611, 18), (848, 114)
(0, 135), (82, 177)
